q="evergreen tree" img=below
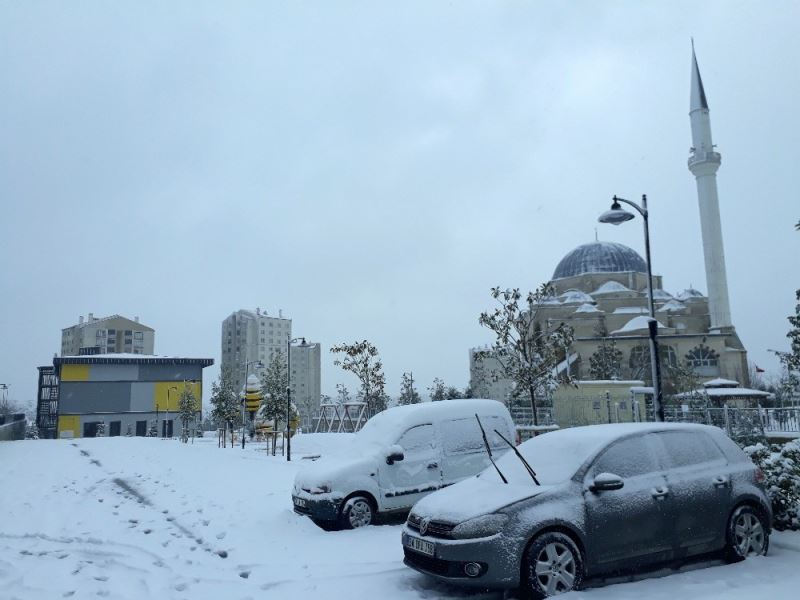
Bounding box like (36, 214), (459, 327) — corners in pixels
(478, 284), (574, 426)
(588, 319), (623, 380)
(398, 372), (421, 405)
(209, 367), (239, 446)
(331, 340), (387, 414)
(260, 349), (289, 430)
(428, 378), (446, 402)
(445, 386), (462, 400)
(178, 382), (199, 443)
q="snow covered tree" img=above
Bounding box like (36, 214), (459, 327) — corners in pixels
(178, 383), (199, 443)
(588, 319), (622, 380)
(744, 440), (800, 530)
(148, 420), (158, 437)
(209, 367), (239, 446)
(428, 378), (446, 402)
(478, 284), (574, 426)
(260, 349), (289, 430)
(335, 383), (351, 405)
(95, 421), (105, 437)
(25, 422), (39, 440)
(774, 290), (800, 402)
(445, 386), (462, 400)
(331, 340), (387, 414)
(398, 372), (421, 405)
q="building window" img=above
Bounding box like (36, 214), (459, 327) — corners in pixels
(134, 331), (143, 340)
(686, 344), (719, 368)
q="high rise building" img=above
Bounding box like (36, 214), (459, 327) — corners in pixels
(61, 314), (155, 356)
(290, 342), (322, 429)
(221, 308), (292, 393)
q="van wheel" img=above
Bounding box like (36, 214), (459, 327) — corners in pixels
(523, 532), (583, 598)
(340, 496), (375, 529)
(725, 505), (769, 562)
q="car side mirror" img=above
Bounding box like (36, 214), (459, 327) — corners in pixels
(590, 472), (624, 492)
(386, 444), (404, 465)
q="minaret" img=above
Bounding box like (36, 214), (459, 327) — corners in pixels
(688, 46), (733, 331)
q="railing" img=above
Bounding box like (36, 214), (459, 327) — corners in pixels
(509, 406), (555, 427)
(663, 406), (800, 435)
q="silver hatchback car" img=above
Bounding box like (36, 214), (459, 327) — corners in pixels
(402, 422), (771, 598)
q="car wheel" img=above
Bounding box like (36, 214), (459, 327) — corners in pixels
(725, 505), (769, 562)
(523, 532), (584, 598)
(340, 496), (375, 529)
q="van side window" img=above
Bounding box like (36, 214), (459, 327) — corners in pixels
(396, 424), (436, 458)
(656, 431), (725, 468)
(442, 417), (509, 456)
(590, 435), (659, 479)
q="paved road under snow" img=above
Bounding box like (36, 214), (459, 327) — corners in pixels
(1, 436), (798, 600)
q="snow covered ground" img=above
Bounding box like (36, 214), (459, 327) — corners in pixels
(1, 434), (799, 600)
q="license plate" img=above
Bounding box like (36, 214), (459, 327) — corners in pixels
(404, 534), (435, 557)
(293, 497), (306, 508)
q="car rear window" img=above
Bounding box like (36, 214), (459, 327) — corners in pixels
(656, 431), (726, 468)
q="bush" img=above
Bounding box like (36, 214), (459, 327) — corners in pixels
(743, 440), (800, 531)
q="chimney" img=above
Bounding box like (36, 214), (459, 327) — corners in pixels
(279, 309), (283, 318)
(256, 307), (261, 316)
(78, 315), (84, 325)
(88, 312), (95, 322)
(134, 316), (139, 323)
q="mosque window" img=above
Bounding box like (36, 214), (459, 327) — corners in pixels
(686, 344), (719, 368)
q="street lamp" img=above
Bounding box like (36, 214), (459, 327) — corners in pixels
(165, 385), (178, 438)
(286, 336), (311, 462)
(598, 194), (665, 422)
(241, 359), (264, 449)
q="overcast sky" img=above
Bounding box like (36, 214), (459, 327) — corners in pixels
(1, 1), (798, 406)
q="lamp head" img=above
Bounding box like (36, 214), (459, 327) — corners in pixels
(598, 196), (635, 225)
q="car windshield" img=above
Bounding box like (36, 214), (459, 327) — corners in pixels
(479, 428), (610, 485)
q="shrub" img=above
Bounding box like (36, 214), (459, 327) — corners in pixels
(743, 440), (800, 531)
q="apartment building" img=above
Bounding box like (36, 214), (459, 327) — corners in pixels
(61, 314), (155, 356)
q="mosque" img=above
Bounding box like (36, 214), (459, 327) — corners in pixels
(470, 48), (750, 403)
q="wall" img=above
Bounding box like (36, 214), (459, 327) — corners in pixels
(0, 414), (27, 441)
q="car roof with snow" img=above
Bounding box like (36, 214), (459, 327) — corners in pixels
(356, 399), (511, 443)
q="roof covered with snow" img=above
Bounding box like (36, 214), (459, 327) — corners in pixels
(575, 303), (602, 313)
(657, 299), (688, 313)
(613, 306), (648, 314)
(703, 378), (740, 388)
(552, 241), (647, 280)
(558, 289), (595, 304)
(676, 288), (706, 301)
(610, 315), (667, 335)
(591, 280), (633, 295)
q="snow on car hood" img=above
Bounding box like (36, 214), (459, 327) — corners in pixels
(294, 453), (376, 494)
(412, 475), (551, 523)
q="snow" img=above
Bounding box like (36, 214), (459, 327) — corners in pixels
(612, 306), (648, 314)
(2, 434), (800, 600)
(677, 387), (773, 398)
(656, 299), (687, 312)
(559, 290), (595, 304)
(590, 281), (632, 295)
(610, 315), (668, 335)
(575, 303), (602, 313)
(646, 289), (674, 300)
(676, 288), (706, 301)
(703, 378), (741, 388)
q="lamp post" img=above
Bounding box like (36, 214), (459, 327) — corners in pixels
(598, 194), (665, 422)
(165, 386), (178, 438)
(241, 359), (264, 449)
(286, 336), (311, 462)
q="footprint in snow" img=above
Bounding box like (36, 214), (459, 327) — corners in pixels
(215, 532), (225, 540)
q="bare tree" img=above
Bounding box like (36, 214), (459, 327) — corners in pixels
(331, 340), (387, 414)
(478, 284), (573, 425)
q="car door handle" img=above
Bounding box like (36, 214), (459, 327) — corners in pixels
(651, 486), (669, 500)
(712, 475), (729, 488)
(427, 462), (439, 469)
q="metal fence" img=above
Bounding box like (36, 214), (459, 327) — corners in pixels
(663, 406), (800, 436)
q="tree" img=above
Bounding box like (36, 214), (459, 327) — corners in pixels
(588, 319), (623, 380)
(331, 340), (387, 414)
(445, 386), (462, 400)
(334, 383), (351, 405)
(209, 367), (239, 446)
(260, 349), (289, 430)
(428, 378), (446, 402)
(95, 421), (106, 437)
(398, 372), (421, 405)
(178, 383), (199, 443)
(774, 290), (800, 407)
(478, 285), (574, 425)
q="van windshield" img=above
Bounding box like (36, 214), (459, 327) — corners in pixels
(353, 410), (404, 449)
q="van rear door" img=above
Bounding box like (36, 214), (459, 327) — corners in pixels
(439, 415), (512, 488)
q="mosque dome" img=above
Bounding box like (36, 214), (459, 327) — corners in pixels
(552, 241), (647, 280)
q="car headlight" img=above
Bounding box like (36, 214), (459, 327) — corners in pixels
(308, 483), (331, 494)
(450, 514), (508, 539)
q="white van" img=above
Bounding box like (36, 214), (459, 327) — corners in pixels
(292, 399), (516, 529)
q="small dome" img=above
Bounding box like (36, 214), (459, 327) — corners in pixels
(676, 288), (705, 301)
(591, 281), (633, 295)
(559, 289), (595, 304)
(553, 241), (647, 280)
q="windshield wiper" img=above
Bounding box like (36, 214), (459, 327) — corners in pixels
(475, 414), (508, 484)
(493, 429), (540, 486)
